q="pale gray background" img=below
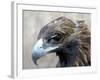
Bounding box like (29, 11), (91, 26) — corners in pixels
(23, 10), (91, 69)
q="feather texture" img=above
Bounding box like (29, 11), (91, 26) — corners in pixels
(33, 17), (91, 67)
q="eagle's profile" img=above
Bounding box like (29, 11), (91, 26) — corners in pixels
(32, 17), (91, 67)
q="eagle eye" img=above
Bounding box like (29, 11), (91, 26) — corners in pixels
(51, 35), (61, 42)
(46, 33), (62, 44)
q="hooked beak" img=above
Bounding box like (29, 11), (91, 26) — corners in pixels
(32, 38), (58, 65)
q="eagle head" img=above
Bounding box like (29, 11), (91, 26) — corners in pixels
(32, 17), (77, 64)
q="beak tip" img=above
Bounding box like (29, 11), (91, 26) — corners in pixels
(33, 60), (38, 65)
(32, 55), (39, 65)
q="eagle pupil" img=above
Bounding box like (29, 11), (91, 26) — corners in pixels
(46, 33), (62, 43)
(53, 36), (61, 41)
(47, 36), (60, 43)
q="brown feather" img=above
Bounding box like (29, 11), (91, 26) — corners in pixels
(38, 16), (91, 67)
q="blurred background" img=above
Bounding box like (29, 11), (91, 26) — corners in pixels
(23, 10), (91, 69)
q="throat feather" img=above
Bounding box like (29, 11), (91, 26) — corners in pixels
(56, 39), (80, 67)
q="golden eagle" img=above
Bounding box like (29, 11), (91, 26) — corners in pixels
(32, 17), (91, 67)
